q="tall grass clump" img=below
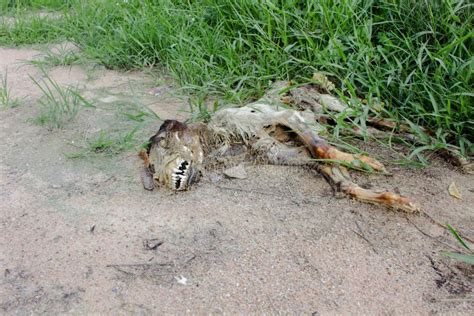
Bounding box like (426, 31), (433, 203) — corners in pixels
(0, 0), (69, 45)
(0, 71), (20, 108)
(0, 0), (68, 12)
(0, 15), (66, 45)
(63, 0), (472, 153)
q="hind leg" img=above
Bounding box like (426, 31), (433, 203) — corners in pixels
(316, 165), (420, 213)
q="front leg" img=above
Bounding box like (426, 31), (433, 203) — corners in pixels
(278, 115), (387, 173)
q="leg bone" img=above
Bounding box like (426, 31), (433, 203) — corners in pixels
(317, 165), (420, 213)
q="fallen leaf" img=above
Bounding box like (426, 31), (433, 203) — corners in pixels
(448, 182), (462, 199)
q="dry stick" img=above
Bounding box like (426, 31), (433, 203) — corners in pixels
(405, 216), (460, 252)
(417, 210), (474, 245)
(215, 184), (320, 205)
(350, 224), (379, 254)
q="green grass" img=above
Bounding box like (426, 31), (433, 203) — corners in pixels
(0, 0), (68, 45)
(64, 0), (474, 155)
(441, 224), (474, 265)
(0, 0), (472, 155)
(66, 127), (140, 158)
(29, 44), (81, 67)
(0, 13), (66, 45)
(0, 71), (20, 108)
(30, 69), (92, 128)
(0, 0), (68, 12)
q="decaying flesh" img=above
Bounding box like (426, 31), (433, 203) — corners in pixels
(139, 80), (428, 213)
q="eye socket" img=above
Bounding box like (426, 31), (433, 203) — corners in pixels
(250, 110), (256, 113)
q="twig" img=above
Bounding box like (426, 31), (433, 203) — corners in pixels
(215, 184), (277, 196)
(419, 211), (474, 244)
(405, 216), (459, 252)
(351, 221), (378, 254)
(215, 184), (320, 205)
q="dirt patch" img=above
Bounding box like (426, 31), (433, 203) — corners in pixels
(1, 45), (473, 314)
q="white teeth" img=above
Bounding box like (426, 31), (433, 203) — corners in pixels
(170, 159), (191, 190)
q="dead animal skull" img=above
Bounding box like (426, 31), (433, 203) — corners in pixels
(141, 120), (204, 191)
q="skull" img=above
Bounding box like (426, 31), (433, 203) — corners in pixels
(145, 120), (204, 191)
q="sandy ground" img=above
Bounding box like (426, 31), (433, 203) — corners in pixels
(0, 44), (473, 315)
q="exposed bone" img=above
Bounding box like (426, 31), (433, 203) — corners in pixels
(317, 165), (421, 213)
(220, 127), (419, 213)
(144, 120), (204, 190)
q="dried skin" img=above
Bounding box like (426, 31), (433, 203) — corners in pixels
(142, 120), (204, 191)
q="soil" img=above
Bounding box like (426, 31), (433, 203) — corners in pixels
(1, 44), (473, 314)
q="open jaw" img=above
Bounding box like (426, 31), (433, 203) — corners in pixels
(139, 80), (428, 214)
(169, 158), (200, 191)
(171, 159), (190, 190)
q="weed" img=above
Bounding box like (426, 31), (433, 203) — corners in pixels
(441, 224), (474, 265)
(30, 69), (92, 128)
(0, 12), (66, 45)
(30, 45), (81, 68)
(118, 82), (161, 123)
(67, 127), (140, 158)
(187, 96), (218, 123)
(0, 0), (68, 12)
(0, 71), (20, 108)
(121, 108), (159, 123)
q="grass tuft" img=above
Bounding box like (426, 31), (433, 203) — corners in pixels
(0, 71), (20, 108)
(441, 224), (474, 265)
(67, 127), (140, 158)
(1, 0), (68, 12)
(30, 45), (81, 68)
(30, 69), (92, 128)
